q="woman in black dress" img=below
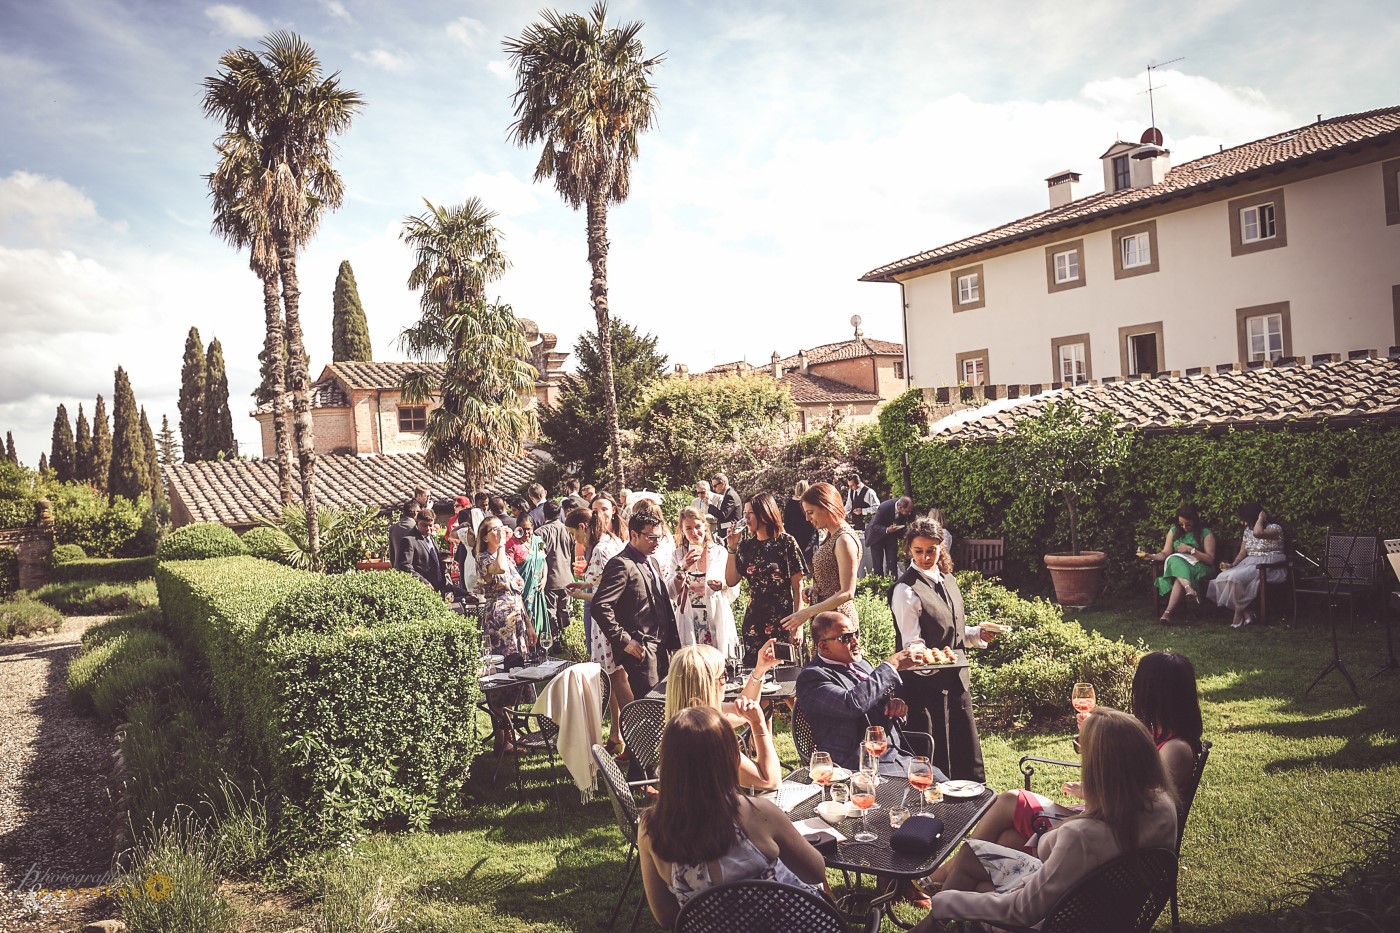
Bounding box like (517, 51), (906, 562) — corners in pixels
(783, 480), (818, 565)
(726, 492), (808, 667)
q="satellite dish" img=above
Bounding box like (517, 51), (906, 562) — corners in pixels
(850, 314), (862, 328)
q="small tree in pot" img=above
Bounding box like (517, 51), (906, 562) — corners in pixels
(1010, 400), (1132, 607)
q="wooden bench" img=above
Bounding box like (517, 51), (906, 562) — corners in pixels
(954, 537), (1004, 577)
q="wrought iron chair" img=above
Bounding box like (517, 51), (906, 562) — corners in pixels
(995, 847), (1177, 933)
(619, 697), (666, 780)
(509, 669), (609, 828)
(591, 743), (656, 933)
(673, 879), (880, 933)
(1293, 531), (1382, 625)
(1019, 739), (1211, 932)
(792, 702), (934, 771)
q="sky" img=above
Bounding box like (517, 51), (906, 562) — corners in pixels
(2, 0), (1398, 465)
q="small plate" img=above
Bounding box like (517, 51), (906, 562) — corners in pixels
(937, 780), (986, 798)
(829, 767), (852, 783)
(761, 682), (782, 694)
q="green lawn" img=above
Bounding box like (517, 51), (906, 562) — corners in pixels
(251, 601), (1400, 932)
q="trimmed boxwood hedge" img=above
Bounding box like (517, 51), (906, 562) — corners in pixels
(50, 556), (157, 583)
(238, 525), (290, 563)
(157, 523), (246, 562)
(49, 543), (88, 566)
(156, 558), (483, 843)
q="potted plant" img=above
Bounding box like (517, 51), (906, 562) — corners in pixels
(1010, 400), (1131, 608)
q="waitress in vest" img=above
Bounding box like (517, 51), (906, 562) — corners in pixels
(889, 517), (991, 782)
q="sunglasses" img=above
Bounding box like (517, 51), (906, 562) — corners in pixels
(640, 532), (665, 542)
(821, 629), (861, 646)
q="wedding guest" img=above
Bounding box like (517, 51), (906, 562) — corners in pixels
(1151, 505), (1217, 624)
(726, 492), (806, 666)
(783, 479), (818, 564)
(670, 506), (740, 658)
(1207, 503), (1286, 629)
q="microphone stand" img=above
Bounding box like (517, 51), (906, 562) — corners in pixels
(1304, 484), (1373, 701)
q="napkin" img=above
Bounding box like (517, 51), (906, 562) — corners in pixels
(792, 817), (847, 843)
(758, 780), (823, 812)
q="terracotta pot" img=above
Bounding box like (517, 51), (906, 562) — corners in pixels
(355, 558), (393, 572)
(1043, 551), (1108, 609)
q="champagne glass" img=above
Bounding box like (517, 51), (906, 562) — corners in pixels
(809, 751), (834, 803)
(864, 726), (888, 761)
(539, 628), (555, 659)
(859, 745), (880, 785)
(851, 772), (878, 842)
(907, 756), (934, 812)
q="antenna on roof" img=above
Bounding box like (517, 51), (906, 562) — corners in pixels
(1141, 57), (1185, 130)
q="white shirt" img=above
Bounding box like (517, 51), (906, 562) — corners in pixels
(891, 566), (988, 649)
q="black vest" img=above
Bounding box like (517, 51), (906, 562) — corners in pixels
(890, 566), (966, 651)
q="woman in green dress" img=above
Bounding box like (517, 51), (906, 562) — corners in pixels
(1152, 504), (1217, 624)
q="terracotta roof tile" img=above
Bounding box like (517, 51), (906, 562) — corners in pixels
(251, 378), (349, 416)
(706, 337), (905, 375)
(781, 371), (883, 405)
(165, 449), (548, 528)
(863, 105), (1400, 282)
(929, 357), (1400, 443)
(324, 361), (445, 390)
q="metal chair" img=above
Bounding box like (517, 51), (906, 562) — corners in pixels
(995, 847), (1177, 933)
(619, 697), (666, 779)
(1293, 531), (1382, 624)
(1019, 739), (1211, 932)
(509, 669), (610, 828)
(792, 702), (934, 772)
(673, 879), (880, 933)
(1150, 537), (1234, 620)
(591, 743), (656, 933)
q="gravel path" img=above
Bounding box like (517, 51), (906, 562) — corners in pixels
(0, 618), (118, 931)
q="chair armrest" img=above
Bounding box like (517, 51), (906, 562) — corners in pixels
(864, 904), (884, 931)
(1019, 754), (1081, 790)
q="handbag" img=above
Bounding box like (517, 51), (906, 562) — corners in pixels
(890, 814), (944, 853)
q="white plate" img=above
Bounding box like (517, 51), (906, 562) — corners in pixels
(937, 780), (986, 798)
(761, 682), (782, 694)
(830, 767), (852, 783)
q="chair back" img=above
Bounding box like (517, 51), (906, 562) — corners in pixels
(1176, 739), (1211, 849)
(1384, 539), (1400, 590)
(673, 879), (851, 933)
(1037, 847), (1177, 933)
(620, 698), (666, 777)
(954, 537), (1005, 576)
(1324, 532), (1380, 586)
(791, 703), (816, 765)
(591, 744), (640, 847)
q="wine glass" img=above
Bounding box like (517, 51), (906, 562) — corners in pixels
(907, 756), (934, 812)
(863, 726), (888, 761)
(539, 628), (555, 660)
(1072, 683), (1096, 731)
(859, 745), (880, 785)
(851, 772), (878, 843)
(809, 751), (834, 803)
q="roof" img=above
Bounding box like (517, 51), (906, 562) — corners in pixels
(706, 336), (904, 376)
(781, 370), (883, 405)
(323, 361), (444, 390)
(928, 356), (1400, 444)
(165, 449), (548, 528)
(251, 378), (349, 416)
(862, 105), (1400, 283)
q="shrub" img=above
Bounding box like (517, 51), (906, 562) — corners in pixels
(0, 546), (17, 598)
(118, 809), (237, 933)
(258, 571), (462, 637)
(314, 859), (403, 933)
(50, 489), (149, 557)
(256, 504), (387, 574)
(1270, 810), (1400, 932)
(0, 595), (64, 639)
(34, 579), (158, 615)
(239, 525), (291, 563)
(158, 523), (246, 562)
(50, 555), (157, 583)
(49, 543), (87, 565)
(67, 621), (179, 718)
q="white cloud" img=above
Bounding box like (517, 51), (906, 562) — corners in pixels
(487, 60), (512, 80)
(447, 17), (486, 48)
(320, 0), (353, 23)
(0, 171), (101, 246)
(458, 171), (541, 219)
(204, 4), (268, 38)
(353, 49), (410, 73)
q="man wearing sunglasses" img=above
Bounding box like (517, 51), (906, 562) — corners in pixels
(592, 511), (681, 699)
(796, 611), (940, 781)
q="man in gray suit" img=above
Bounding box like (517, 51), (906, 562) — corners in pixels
(386, 501), (416, 567)
(534, 500), (576, 639)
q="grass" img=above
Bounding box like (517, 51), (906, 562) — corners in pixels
(0, 593), (64, 638)
(33, 577), (158, 614)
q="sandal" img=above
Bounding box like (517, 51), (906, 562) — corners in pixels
(1159, 611), (1172, 624)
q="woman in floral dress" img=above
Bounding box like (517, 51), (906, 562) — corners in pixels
(726, 492), (807, 667)
(778, 482), (861, 645)
(566, 505), (628, 752)
(477, 516), (535, 752)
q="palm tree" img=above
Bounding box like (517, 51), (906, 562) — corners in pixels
(398, 199), (537, 490)
(504, 2), (661, 492)
(202, 32), (363, 557)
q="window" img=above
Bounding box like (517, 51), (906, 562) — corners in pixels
(1050, 333), (1092, 384)
(948, 264), (986, 311)
(398, 406), (427, 432)
(1112, 220), (1159, 279)
(1385, 159), (1400, 226)
(1118, 321), (1164, 377)
(893, 360), (904, 379)
(1229, 189), (1288, 256)
(1235, 301), (1293, 362)
(1044, 239), (1086, 293)
(1112, 155), (1131, 191)
(955, 349), (989, 386)
(957, 273), (980, 304)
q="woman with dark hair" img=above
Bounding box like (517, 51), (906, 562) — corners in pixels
(1151, 504), (1217, 624)
(784, 480), (819, 564)
(477, 514), (535, 752)
(670, 506), (740, 658)
(1207, 503), (1285, 629)
(915, 709), (1177, 931)
(726, 491), (807, 666)
(565, 505), (629, 752)
(778, 482), (860, 644)
(638, 707), (827, 928)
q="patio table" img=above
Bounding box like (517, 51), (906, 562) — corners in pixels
(478, 658), (574, 784)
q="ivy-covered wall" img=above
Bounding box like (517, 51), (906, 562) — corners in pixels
(878, 388), (1400, 596)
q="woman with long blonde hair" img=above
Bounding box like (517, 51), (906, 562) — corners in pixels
(663, 643), (784, 790)
(669, 506), (740, 658)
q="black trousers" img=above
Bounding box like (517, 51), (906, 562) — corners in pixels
(900, 668), (985, 782)
(544, 588), (571, 637)
(620, 639), (669, 700)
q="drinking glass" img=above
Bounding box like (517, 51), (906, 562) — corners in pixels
(889, 806), (910, 828)
(829, 780), (850, 817)
(1072, 683), (1096, 731)
(851, 772), (878, 842)
(809, 751), (834, 803)
(859, 746), (880, 785)
(907, 756), (935, 812)
(539, 629), (555, 659)
(863, 726), (888, 761)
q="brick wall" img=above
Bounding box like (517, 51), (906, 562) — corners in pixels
(0, 528), (54, 590)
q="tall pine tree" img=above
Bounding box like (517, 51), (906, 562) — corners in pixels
(202, 338), (236, 460)
(39, 452), (49, 474)
(50, 404), (76, 482)
(332, 260), (372, 362)
(74, 404), (93, 484)
(91, 394), (112, 493)
(4, 432), (16, 465)
(139, 407), (163, 502)
(179, 327), (206, 461)
(108, 368), (148, 503)
(156, 415), (180, 466)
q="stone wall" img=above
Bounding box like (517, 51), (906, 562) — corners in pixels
(0, 528), (54, 591)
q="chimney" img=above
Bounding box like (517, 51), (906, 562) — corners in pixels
(674, 363), (689, 378)
(798, 350), (809, 373)
(770, 351), (782, 379)
(1129, 127), (1171, 187)
(1045, 170), (1081, 208)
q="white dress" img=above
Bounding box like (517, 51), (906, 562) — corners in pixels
(1206, 524), (1286, 610)
(670, 541), (740, 659)
(586, 535), (628, 674)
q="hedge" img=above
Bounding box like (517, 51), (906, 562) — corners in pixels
(878, 388), (1400, 596)
(157, 558), (483, 843)
(33, 579), (159, 615)
(1, 595), (64, 639)
(239, 525), (290, 563)
(50, 556), (157, 583)
(0, 546), (16, 598)
(49, 543), (87, 565)
(157, 523), (246, 562)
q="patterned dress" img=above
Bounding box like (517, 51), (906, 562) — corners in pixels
(812, 525), (861, 623)
(585, 535), (627, 674)
(1205, 523), (1287, 610)
(736, 533), (808, 666)
(478, 552), (532, 658)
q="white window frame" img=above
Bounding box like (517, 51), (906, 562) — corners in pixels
(1246, 313), (1284, 362)
(1121, 232), (1152, 269)
(1053, 250), (1080, 284)
(1057, 342), (1087, 385)
(1240, 203), (1277, 243)
(956, 273), (981, 304)
(961, 356), (986, 386)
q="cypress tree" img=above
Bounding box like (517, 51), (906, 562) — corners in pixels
(74, 404), (93, 484)
(202, 338), (236, 460)
(108, 367), (148, 502)
(332, 259), (373, 362)
(50, 404), (76, 482)
(179, 327), (206, 461)
(39, 452), (49, 474)
(4, 432), (16, 465)
(91, 394), (112, 493)
(156, 415), (180, 466)
(140, 407), (163, 502)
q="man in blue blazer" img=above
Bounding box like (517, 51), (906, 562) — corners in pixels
(796, 611), (947, 781)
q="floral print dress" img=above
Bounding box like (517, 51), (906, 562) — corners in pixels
(585, 534), (627, 674)
(478, 552), (531, 658)
(736, 532), (808, 665)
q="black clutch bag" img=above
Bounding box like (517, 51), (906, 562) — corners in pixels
(890, 815), (944, 853)
(803, 833), (839, 857)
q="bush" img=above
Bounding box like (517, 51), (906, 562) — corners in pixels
(118, 809), (237, 933)
(67, 620), (179, 719)
(34, 578), (158, 615)
(0, 595), (64, 639)
(50, 555), (157, 583)
(157, 523), (246, 562)
(259, 570), (462, 637)
(0, 546), (17, 598)
(1270, 810), (1400, 932)
(49, 488), (149, 557)
(240, 525), (291, 563)
(49, 543), (87, 565)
